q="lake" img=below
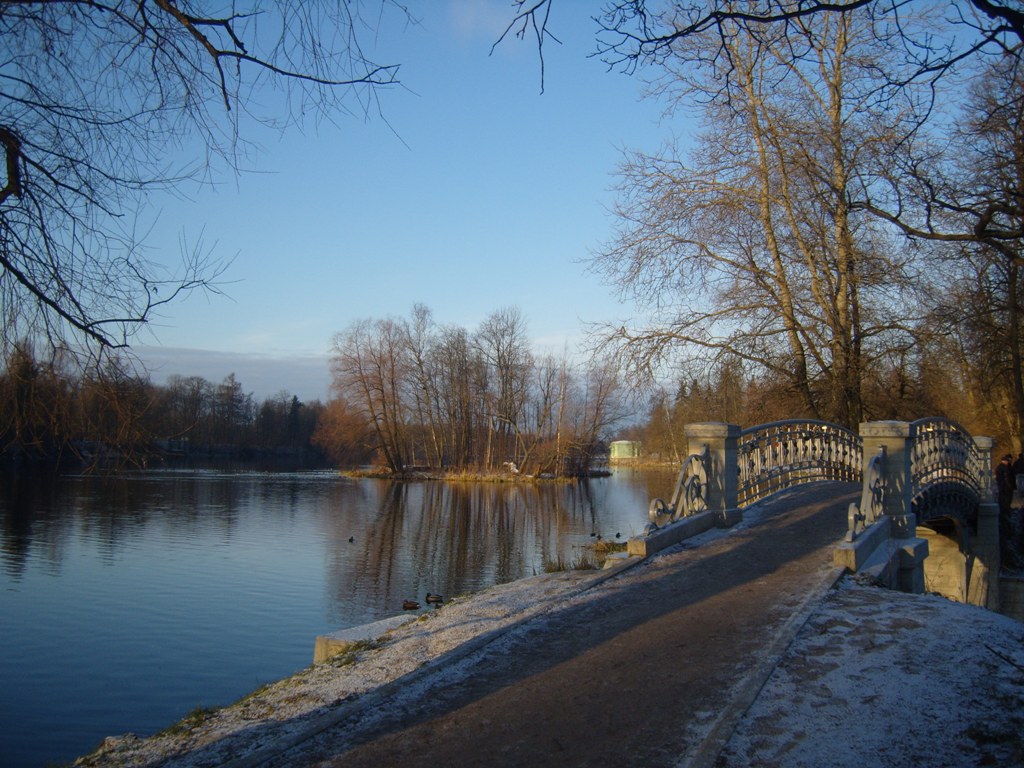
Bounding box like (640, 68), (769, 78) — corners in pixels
(0, 466), (674, 767)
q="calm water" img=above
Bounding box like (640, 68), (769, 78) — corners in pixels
(0, 467), (674, 767)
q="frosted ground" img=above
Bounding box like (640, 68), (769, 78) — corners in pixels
(78, 527), (1024, 768)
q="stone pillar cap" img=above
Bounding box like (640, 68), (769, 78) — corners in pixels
(860, 420), (911, 438)
(684, 422), (741, 439)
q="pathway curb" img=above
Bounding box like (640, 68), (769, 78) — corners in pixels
(679, 565), (848, 768)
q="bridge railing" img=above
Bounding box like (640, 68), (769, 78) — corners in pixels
(850, 419), (995, 538)
(648, 444), (709, 527)
(909, 417), (992, 526)
(643, 417), (999, 604)
(738, 420), (862, 508)
(649, 418), (993, 534)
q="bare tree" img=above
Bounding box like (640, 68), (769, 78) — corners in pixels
(562, 355), (624, 473)
(909, 56), (1024, 447)
(329, 317), (413, 473)
(523, 351), (568, 473)
(0, 2), (403, 357)
(504, 2), (1021, 257)
(404, 303), (444, 468)
(311, 395), (376, 466)
(0, 342), (68, 459)
(592, 13), (917, 426)
(474, 307), (533, 470)
(322, 304), (627, 476)
(504, 0), (1021, 82)
(431, 324), (480, 469)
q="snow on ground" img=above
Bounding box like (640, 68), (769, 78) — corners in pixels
(718, 578), (1024, 768)
(77, 546), (1024, 768)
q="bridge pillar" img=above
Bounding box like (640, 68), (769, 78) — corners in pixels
(975, 436), (995, 504)
(859, 420), (928, 593)
(684, 422), (742, 527)
(861, 421), (912, 527)
(969, 436), (1000, 610)
(969, 501), (1001, 609)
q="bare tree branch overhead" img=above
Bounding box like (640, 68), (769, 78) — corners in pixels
(0, 1), (406, 358)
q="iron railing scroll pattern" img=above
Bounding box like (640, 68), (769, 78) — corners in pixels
(847, 446), (886, 541)
(909, 417), (986, 528)
(738, 420), (862, 508)
(649, 444), (709, 527)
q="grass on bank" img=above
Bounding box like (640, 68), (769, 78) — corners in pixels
(157, 705), (219, 737)
(327, 638), (383, 668)
(542, 540), (629, 572)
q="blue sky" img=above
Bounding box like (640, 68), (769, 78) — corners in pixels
(134, 2), (676, 402)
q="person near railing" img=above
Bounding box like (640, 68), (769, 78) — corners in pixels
(996, 454), (1015, 516)
(1013, 453), (1024, 492)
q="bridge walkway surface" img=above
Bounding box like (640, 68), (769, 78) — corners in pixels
(268, 481), (860, 768)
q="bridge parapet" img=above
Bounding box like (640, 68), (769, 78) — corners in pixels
(847, 419), (993, 540)
(634, 423), (742, 557)
(838, 419), (998, 603)
(910, 418), (992, 526)
(646, 420), (863, 527)
(637, 418), (999, 606)
(738, 420), (861, 508)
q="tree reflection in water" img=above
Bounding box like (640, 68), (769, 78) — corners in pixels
(0, 466), (675, 768)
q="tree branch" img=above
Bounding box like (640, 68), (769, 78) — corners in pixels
(0, 125), (21, 204)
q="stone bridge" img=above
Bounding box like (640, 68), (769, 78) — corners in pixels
(630, 418), (1003, 611)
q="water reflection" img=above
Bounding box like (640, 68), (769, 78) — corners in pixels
(0, 466), (675, 768)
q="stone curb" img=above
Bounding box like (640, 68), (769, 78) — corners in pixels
(679, 565), (849, 768)
(217, 554), (647, 768)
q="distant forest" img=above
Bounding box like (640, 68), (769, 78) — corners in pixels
(1, 291), (1016, 474)
(2, 288), (1017, 474)
(0, 343), (328, 469)
(0, 304), (625, 477)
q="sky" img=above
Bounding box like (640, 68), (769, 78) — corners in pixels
(133, 2), (677, 402)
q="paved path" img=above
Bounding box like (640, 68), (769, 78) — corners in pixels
(270, 482), (859, 768)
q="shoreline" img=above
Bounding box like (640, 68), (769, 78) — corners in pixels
(339, 468), (614, 482)
(73, 559), (643, 768)
(72, 517), (1024, 768)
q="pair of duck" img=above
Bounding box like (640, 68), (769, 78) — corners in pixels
(403, 593), (443, 610)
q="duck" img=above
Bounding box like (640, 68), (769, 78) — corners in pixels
(348, 536), (355, 543)
(402, 599), (420, 610)
(425, 593), (444, 606)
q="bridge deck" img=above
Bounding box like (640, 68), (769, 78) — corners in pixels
(268, 482), (858, 768)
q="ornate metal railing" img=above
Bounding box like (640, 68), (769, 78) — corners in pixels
(909, 417), (987, 528)
(738, 420), (862, 508)
(648, 444), (708, 527)
(645, 418), (992, 542)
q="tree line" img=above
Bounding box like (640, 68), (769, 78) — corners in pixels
(316, 305), (624, 476)
(0, 303), (626, 475)
(5, 3), (1024, 460)
(628, 351), (1004, 464)
(0, 343), (325, 468)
